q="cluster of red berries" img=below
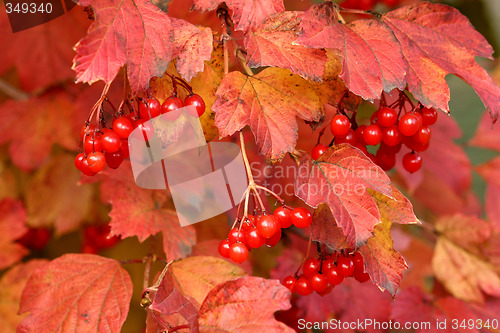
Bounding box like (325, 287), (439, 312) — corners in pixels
(341, 0), (400, 11)
(74, 93), (206, 176)
(282, 251), (369, 296)
(218, 206), (313, 264)
(81, 225), (120, 254)
(313, 105), (438, 173)
(17, 227), (51, 251)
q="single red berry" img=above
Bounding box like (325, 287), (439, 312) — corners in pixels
(376, 150), (396, 171)
(80, 158), (96, 176)
(326, 265), (344, 286)
(367, 153), (377, 164)
(113, 117), (134, 139)
(228, 227), (247, 244)
(80, 124), (98, 140)
(105, 150), (125, 169)
(84, 225), (119, 249)
(377, 107), (398, 127)
(316, 284), (334, 296)
(74, 153), (85, 171)
(354, 270), (370, 283)
(256, 215), (279, 238)
(101, 130), (122, 153)
(218, 239), (231, 258)
(379, 141), (402, 155)
(241, 220), (253, 231)
(246, 227), (265, 248)
(309, 273), (328, 292)
(229, 243), (248, 263)
(354, 143), (368, 155)
(282, 276), (297, 293)
(412, 126), (431, 145)
(335, 129), (357, 146)
(302, 258), (320, 278)
(398, 113), (421, 136)
(404, 136), (429, 152)
(295, 277), (313, 296)
(421, 107), (438, 126)
(81, 240), (99, 254)
(352, 252), (364, 272)
(363, 124), (382, 146)
(139, 98), (161, 119)
(184, 94), (206, 117)
(322, 257), (336, 272)
(382, 125), (402, 146)
(161, 96), (184, 115)
(17, 228), (51, 250)
(273, 206), (292, 228)
(330, 114), (351, 137)
(290, 207), (312, 228)
(402, 152), (422, 173)
(414, 112), (423, 129)
(370, 110), (379, 124)
(265, 228), (282, 247)
(354, 125), (367, 145)
(312, 144), (328, 160)
(87, 151), (106, 173)
(337, 256), (355, 277)
(83, 134), (103, 155)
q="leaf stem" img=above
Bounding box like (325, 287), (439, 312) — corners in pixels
(236, 49), (254, 76)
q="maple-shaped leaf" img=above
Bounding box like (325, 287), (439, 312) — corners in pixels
(18, 254), (132, 333)
(100, 162), (195, 260)
(295, 144), (392, 247)
(244, 12), (327, 81)
(192, 0), (285, 32)
(198, 277), (293, 332)
(432, 214), (500, 303)
(297, 2), (500, 120)
(0, 199), (28, 270)
(470, 112), (500, 152)
(0, 92), (80, 171)
(25, 152), (93, 235)
(213, 68), (325, 162)
(0, 260), (48, 333)
(0, 4), (89, 91)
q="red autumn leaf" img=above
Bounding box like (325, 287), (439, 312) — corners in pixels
(0, 92), (80, 171)
(244, 12), (328, 81)
(171, 18), (213, 82)
(0, 5), (89, 91)
(18, 254), (133, 333)
(213, 68), (325, 162)
(198, 276), (293, 332)
(0, 199), (28, 270)
(150, 286), (200, 332)
(432, 214), (500, 303)
(470, 112), (500, 152)
(192, 0), (285, 32)
(295, 144), (392, 247)
(311, 204), (353, 250)
(100, 162), (196, 260)
(477, 156), (500, 188)
(297, 2), (500, 120)
(0, 260), (48, 333)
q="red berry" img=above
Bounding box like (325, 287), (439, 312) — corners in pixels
(17, 228), (51, 250)
(113, 117), (134, 139)
(309, 273), (328, 292)
(246, 227), (265, 248)
(228, 227), (247, 244)
(273, 206), (292, 228)
(352, 252), (364, 272)
(398, 113), (421, 136)
(402, 152), (422, 173)
(363, 124), (382, 146)
(74, 153), (85, 171)
(87, 151), (106, 173)
(282, 276), (297, 293)
(316, 284), (334, 296)
(354, 270), (370, 283)
(354, 125), (367, 145)
(421, 107), (438, 126)
(377, 107), (398, 127)
(256, 215), (279, 238)
(105, 150), (125, 169)
(101, 130), (122, 153)
(380, 141), (402, 155)
(302, 258), (320, 278)
(80, 158), (96, 176)
(412, 126), (431, 145)
(295, 277), (313, 296)
(161, 96), (184, 114)
(265, 228), (282, 247)
(330, 114), (351, 137)
(322, 257), (335, 272)
(120, 140), (130, 158)
(81, 241), (99, 254)
(229, 243), (248, 263)
(83, 134), (103, 155)
(335, 128), (357, 145)
(337, 256), (355, 277)
(290, 207), (312, 228)
(370, 110), (379, 124)
(218, 239), (231, 258)
(376, 150), (396, 171)
(241, 220), (253, 231)
(312, 144), (328, 160)
(84, 225), (119, 249)
(184, 94), (206, 117)
(382, 125), (402, 146)
(326, 265), (344, 286)
(80, 124), (97, 140)
(139, 98), (161, 119)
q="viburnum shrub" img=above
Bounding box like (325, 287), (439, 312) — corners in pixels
(1, 0), (500, 332)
